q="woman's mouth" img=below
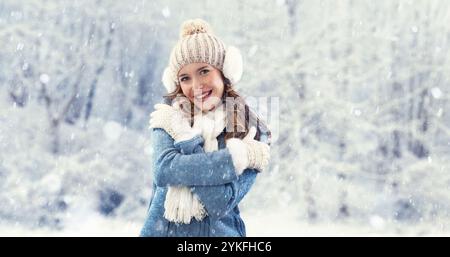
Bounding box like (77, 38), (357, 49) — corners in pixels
(194, 90), (213, 101)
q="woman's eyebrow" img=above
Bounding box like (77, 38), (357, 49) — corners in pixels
(197, 65), (208, 71)
(178, 66), (209, 77)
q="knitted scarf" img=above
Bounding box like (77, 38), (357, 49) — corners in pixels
(163, 102), (226, 224)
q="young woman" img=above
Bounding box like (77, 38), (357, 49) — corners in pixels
(140, 19), (271, 237)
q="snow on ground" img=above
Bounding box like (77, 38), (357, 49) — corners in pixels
(2, 207), (450, 237)
(243, 209), (450, 237)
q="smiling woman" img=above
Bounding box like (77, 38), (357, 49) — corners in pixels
(177, 63), (225, 112)
(140, 18), (271, 237)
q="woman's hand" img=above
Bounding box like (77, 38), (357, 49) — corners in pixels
(226, 127), (271, 175)
(149, 104), (200, 143)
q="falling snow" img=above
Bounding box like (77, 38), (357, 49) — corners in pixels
(1, 0), (450, 236)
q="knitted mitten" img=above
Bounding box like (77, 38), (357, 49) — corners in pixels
(226, 127), (270, 175)
(149, 103), (200, 143)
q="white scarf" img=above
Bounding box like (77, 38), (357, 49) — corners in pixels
(163, 103), (226, 224)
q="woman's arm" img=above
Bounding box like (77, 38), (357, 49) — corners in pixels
(151, 128), (238, 187)
(185, 129), (270, 221)
(191, 168), (258, 221)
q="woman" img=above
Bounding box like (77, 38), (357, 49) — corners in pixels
(140, 19), (271, 237)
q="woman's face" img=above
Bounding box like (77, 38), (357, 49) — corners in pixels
(178, 62), (224, 112)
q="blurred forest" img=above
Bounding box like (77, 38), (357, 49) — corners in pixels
(0, 0), (449, 235)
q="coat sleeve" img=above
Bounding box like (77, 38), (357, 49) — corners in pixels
(191, 169), (258, 221)
(151, 128), (238, 187)
(189, 130), (270, 221)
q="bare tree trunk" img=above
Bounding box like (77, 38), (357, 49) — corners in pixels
(41, 76), (79, 154)
(338, 191), (349, 219)
(303, 178), (317, 222)
(9, 73), (29, 107)
(337, 139), (349, 219)
(83, 21), (115, 127)
(285, 0), (299, 36)
(51, 119), (60, 154)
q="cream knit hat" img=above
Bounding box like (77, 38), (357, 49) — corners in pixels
(162, 18), (243, 93)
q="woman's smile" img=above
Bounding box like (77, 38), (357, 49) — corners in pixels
(194, 89), (213, 101)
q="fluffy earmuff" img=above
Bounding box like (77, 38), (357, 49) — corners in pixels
(222, 45), (243, 85)
(162, 67), (177, 93)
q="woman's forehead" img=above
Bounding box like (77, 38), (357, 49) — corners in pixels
(178, 63), (211, 76)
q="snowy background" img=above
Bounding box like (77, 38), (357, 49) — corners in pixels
(1, 0), (450, 236)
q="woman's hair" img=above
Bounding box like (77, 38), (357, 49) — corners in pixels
(163, 77), (271, 144)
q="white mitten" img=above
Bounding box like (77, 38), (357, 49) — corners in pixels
(226, 127), (270, 175)
(149, 103), (200, 143)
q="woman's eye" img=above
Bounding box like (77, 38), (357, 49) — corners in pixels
(200, 69), (209, 75)
(180, 77), (189, 82)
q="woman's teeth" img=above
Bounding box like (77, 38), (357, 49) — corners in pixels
(195, 90), (212, 100)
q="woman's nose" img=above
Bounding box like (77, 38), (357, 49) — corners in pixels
(192, 77), (204, 90)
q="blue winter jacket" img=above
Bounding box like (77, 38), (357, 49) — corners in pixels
(139, 127), (269, 237)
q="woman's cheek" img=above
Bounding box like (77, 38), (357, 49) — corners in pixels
(180, 85), (192, 99)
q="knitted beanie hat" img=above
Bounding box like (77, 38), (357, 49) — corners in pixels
(162, 18), (243, 93)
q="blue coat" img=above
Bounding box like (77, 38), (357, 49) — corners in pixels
(139, 127), (269, 237)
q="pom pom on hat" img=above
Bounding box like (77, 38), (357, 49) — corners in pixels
(180, 19), (213, 38)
